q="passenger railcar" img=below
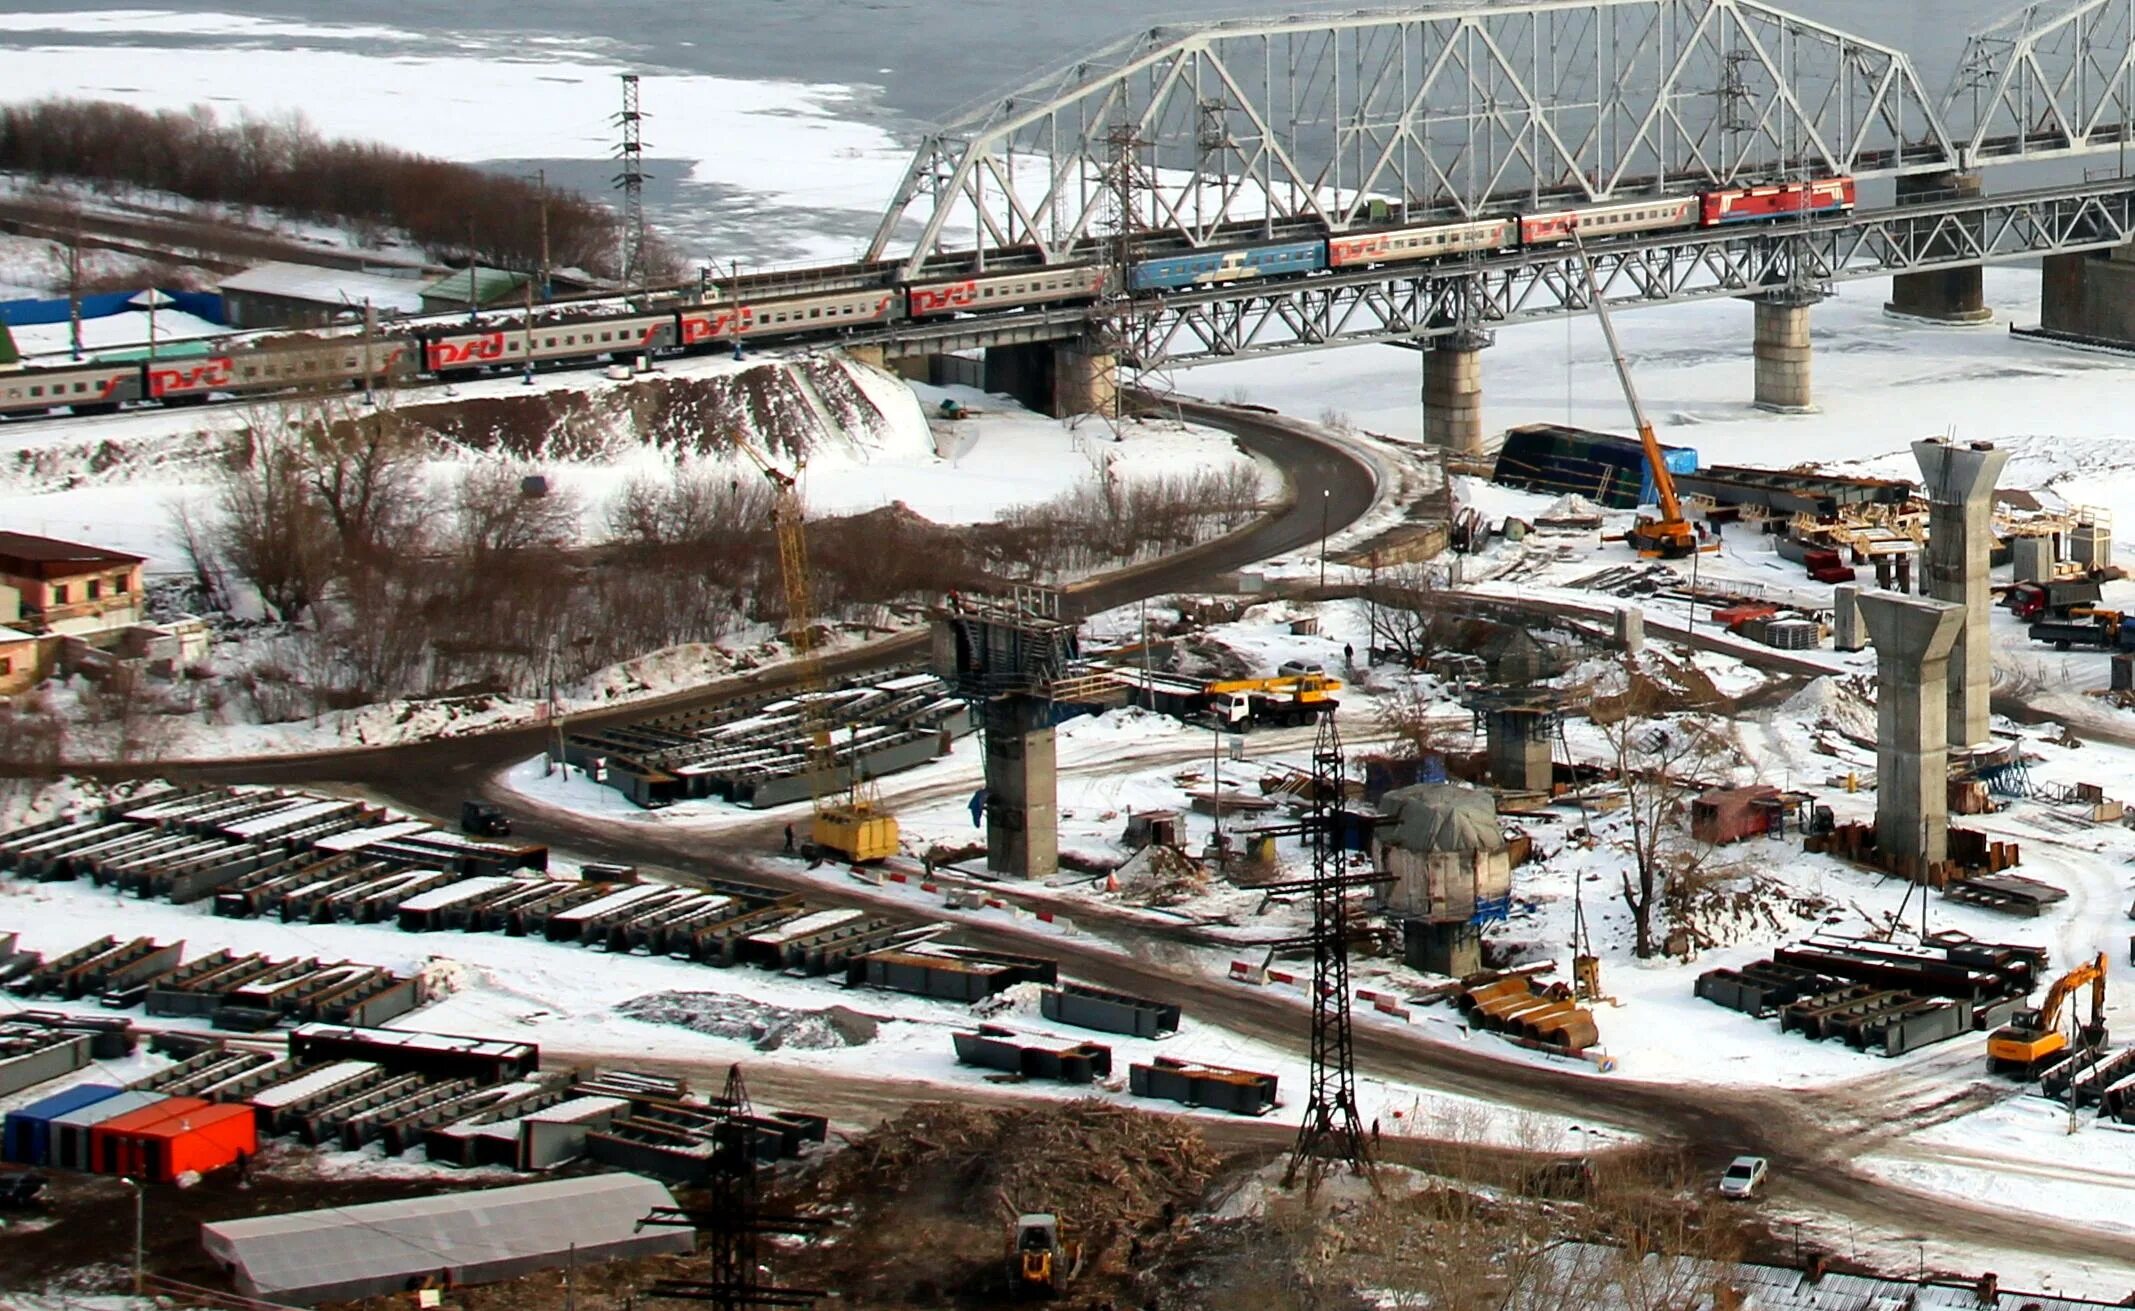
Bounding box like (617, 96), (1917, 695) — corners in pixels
(1328, 218), (1515, 268)
(0, 362), (143, 417)
(1521, 196), (1700, 246)
(676, 289), (900, 346)
(908, 266), (1106, 317)
(1128, 240), (1327, 292)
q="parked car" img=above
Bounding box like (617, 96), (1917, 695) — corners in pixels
(1717, 1155), (1768, 1199)
(1278, 660), (1326, 678)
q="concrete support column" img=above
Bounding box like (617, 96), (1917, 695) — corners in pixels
(1857, 593), (1965, 876)
(1914, 438), (2009, 749)
(1051, 340), (1118, 419)
(1484, 708), (1553, 793)
(2011, 537), (2052, 584)
(1422, 330), (1491, 455)
(1886, 172), (1992, 324)
(1753, 295), (1816, 413)
(983, 697), (1057, 879)
(1832, 584), (1865, 652)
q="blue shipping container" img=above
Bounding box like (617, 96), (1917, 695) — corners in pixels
(2, 1083), (121, 1165)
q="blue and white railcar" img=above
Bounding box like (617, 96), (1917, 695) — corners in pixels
(1128, 240), (1328, 292)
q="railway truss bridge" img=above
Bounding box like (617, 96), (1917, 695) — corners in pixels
(833, 0), (2135, 446)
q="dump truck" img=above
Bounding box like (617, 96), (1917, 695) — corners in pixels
(2004, 578), (2103, 621)
(1008, 1213), (1081, 1298)
(1205, 673), (1341, 730)
(1988, 951), (2108, 1078)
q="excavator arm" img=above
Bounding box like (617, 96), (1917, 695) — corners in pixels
(2038, 952), (2110, 1035)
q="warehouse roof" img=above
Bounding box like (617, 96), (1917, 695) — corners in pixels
(201, 1173), (688, 1304)
(218, 262), (427, 316)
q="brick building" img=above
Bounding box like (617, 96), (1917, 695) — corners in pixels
(0, 532), (146, 636)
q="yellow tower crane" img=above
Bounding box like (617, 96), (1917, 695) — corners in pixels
(733, 434), (900, 863)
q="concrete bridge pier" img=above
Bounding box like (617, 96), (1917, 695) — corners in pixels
(1914, 437), (2009, 750)
(982, 339), (1117, 419)
(2040, 239), (2135, 346)
(1052, 340), (1119, 419)
(1858, 592), (1965, 878)
(1422, 329), (1491, 455)
(1752, 293), (1818, 413)
(1886, 172), (1993, 324)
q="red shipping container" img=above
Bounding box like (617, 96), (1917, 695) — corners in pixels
(125, 1102), (256, 1182)
(90, 1097), (208, 1176)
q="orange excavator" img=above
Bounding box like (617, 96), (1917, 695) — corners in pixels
(1987, 952), (2108, 1077)
(1571, 228), (1699, 559)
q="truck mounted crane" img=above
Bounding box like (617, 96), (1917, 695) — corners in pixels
(1570, 228), (1699, 560)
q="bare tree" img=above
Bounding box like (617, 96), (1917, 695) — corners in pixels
(302, 401), (431, 564)
(1587, 666), (1733, 960)
(210, 405), (338, 621)
(449, 461), (581, 567)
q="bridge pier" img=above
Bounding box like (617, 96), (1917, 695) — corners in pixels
(982, 340), (1116, 419)
(2040, 239), (2135, 346)
(1052, 340), (1119, 419)
(1752, 294), (1817, 414)
(1886, 172), (1993, 324)
(1422, 330), (1491, 454)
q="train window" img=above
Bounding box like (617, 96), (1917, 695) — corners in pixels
(74, 383), (86, 394)
(29, 387), (41, 397)
(545, 338), (557, 348)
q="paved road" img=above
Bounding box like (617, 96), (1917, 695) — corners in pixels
(91, 395), (1376, 800)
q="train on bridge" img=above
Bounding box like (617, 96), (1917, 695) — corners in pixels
(0, 177), (1853, 420)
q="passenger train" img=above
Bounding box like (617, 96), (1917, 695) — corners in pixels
(0, 177), (1852, 420)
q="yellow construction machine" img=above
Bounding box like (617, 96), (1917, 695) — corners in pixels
(1571, 229), (1700, 560)
(1987, 951), (2108, 1077)
(1202, 672), (1342, 730)
(1008, 1213), (1081, 1299)
(732, 433), (899, 864)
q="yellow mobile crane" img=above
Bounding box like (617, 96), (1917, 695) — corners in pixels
(1570, 228), (1700, 560)
(734, 434), (900, 863)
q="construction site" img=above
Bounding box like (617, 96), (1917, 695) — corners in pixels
(21, 0), (2135, 1304)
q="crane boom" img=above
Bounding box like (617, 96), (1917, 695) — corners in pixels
(1570, 228), (1695, 557)
(729, 432), (898, 862)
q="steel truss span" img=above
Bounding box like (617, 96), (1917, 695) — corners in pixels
(1114, 183), (2135, 368)
(868, 0), (1957, 276)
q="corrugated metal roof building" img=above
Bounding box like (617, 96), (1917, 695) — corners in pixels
(419, 266), (531, 314)
(200, 1172), (690, 1305)
(217, 262), (428, 329)
(1532, 1241), (2126, 1311)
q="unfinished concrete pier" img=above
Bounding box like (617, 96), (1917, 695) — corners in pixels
(1857, 593), (1964, 875)
(1914, 438), (2009, 749)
